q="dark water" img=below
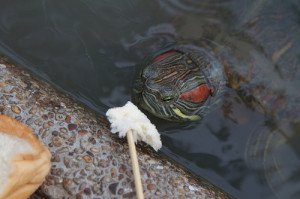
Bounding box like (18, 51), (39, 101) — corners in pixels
(1, 0), (300, 198)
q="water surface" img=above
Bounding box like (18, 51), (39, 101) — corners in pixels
(1, 0), (300, 198)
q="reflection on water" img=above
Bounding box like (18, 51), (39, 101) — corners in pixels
(0, 0), (300, 198)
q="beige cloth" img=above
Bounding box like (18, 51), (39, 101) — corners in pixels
(0, 115), (51, 199)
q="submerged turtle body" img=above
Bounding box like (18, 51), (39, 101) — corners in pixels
(132, 45), (225, 122)
(132, 38), (299, 123)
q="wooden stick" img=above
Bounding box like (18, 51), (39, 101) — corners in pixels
(127, 130), (144, 199)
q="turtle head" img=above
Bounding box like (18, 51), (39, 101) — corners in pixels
(132, 46), (224, 122)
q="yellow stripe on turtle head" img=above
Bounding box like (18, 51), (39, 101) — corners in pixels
(172, 108), (201, 121)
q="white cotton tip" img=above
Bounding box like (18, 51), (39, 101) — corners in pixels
(106, 101), (162, 151)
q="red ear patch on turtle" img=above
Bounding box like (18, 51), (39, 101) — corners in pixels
(179, 84), (212, 103)
(152, 50), (178, 63)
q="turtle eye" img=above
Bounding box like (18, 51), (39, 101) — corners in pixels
(162, 96), (174, 102)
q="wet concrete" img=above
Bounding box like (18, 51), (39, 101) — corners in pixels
(0, 56), (230, 198)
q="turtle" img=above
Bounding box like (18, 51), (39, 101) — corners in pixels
(132, 41), (300, 198)
(132, 40), (299, 123)
(131, 0), (300, 124)
(131, 4), (300, 197)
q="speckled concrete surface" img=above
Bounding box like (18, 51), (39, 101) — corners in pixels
(0, 56), (231, 199)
